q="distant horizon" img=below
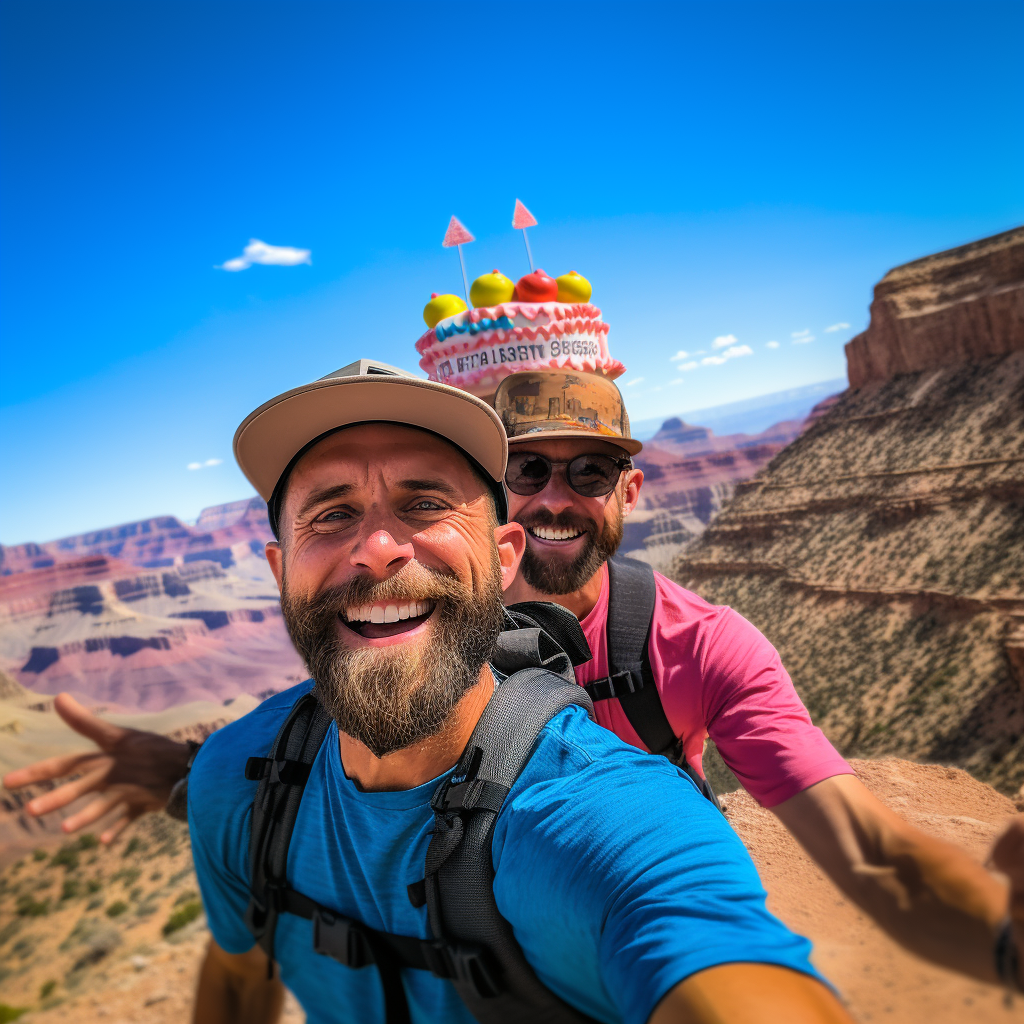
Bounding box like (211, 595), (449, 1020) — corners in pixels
(3, 374), (847, 547)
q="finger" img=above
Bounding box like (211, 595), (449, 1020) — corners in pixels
(54, 692), (128, 749)
(100, 810), (133, 845)
(26, 765), (110, 816)
(61, 793), (123, 833)
(3, 751), (107, 790)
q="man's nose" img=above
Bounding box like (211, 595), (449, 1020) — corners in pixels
(350, 529), (415, 577)
(534, 471), (577, 515)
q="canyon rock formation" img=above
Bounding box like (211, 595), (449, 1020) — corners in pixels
(845, 226), (1024, 387)
(622, 416), (808, 572)
(0, 501), (305, 710)
(677, 228), (1024, 794)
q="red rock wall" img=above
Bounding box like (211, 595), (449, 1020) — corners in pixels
(845, 226), (1024, 387)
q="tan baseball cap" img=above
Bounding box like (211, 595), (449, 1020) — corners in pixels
(493, 370), (642, 456)
(233, 359), (509, 534)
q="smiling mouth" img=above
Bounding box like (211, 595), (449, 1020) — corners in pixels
(527, 526), (586, 543)
(340, 600), (437, 639)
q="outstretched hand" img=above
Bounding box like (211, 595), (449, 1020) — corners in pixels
(1, 693), (193, 843)
(992, 816), (1024, 987)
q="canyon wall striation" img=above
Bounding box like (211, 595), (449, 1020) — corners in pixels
(676, 228), (1024, 793)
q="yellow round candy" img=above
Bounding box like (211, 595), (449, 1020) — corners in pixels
(555, 271), (592, 303)
(423, 293), (468, 329)
(470, 269), (515, 308)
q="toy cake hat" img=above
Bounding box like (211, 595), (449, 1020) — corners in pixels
(414, 204), (626, 400)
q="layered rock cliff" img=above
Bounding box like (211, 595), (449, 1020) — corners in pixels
(845, 226), (1024, 387)
(676, 227), (1024, 793)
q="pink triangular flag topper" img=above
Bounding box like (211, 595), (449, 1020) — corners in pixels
(442, 216), (475, 248)
(512, 199), (537, 230)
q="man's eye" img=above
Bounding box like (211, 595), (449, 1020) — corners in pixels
(310, 509), (352, 533)
(408, 499), (446, 512)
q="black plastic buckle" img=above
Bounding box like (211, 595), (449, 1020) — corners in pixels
(312, 907), (372, 968)
(446, 942), (502, 999)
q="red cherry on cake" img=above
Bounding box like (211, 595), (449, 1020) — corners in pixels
(514, 269), (559, 302)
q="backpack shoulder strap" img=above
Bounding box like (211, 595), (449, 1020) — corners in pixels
(244, 691), (334, 970)
(587, 556), (721, 810)
(423, 666), (601, 1023)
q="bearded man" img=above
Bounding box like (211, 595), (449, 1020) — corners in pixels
(179, 363), (853, 1023)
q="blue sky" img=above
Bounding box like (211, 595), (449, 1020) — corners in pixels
(1, 1), (1021, 544)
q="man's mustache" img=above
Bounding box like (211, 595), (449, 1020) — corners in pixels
(286, 562), (467, 618)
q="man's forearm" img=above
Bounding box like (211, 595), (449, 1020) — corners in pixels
(193, 939), (285, 1024)
(774, 775), (1007, 984)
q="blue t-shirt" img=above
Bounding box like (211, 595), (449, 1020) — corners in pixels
(189, 680), (821, 1024)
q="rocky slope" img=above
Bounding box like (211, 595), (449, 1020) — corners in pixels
(676, 228), (1024, 794)
(622, 416), (810, 572)
(0, 758), (1015, 1024)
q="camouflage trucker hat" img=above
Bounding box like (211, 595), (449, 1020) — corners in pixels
(493, 370), (642, 455)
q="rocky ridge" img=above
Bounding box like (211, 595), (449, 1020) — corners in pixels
(676, 228), (1024, 793)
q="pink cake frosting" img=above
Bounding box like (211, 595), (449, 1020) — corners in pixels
(415, 301), (624, 398)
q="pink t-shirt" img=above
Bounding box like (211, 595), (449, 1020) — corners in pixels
(575, 564), (852, 807)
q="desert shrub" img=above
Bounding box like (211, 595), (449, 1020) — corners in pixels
(32, 850), (47, 862)
(0, 1004), (28, 1022)
(39, 981), (56, 1000)
(86, 896), (103, 910)
(76, 834), (99, 851)
(86, 878), (102, 894)
(111, 866), (140, 888)
(105, 900), (128, 918)
(0, 919), (21, 946)
(122, 837), (142, 857)
(173, 889), (198, 906)
(60, 879), (81, 901)
(49, 845), (79, 872)
(15, 895), (49, 917)
(162, 899), (202, 936)
(128, 886), (143, 902)
(149, 871), (163, 882)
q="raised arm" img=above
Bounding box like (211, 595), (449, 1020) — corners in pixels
(193, 938), (285, 1024)
(772, 773), (1008, 984)
(1, 692), (193, 842)
(650, 963), (853, 1023)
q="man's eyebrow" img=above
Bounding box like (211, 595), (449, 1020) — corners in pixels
(294, 484), (354, 519)
(399, 478), (462, 500)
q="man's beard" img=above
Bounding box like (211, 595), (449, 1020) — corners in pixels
(280, 558), (505, 758)
(516, 499), (625, 595)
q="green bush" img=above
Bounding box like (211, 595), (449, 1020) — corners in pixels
(173, 889), (198, 906)
(15, 895), (49, 917)
(86, 878), (102, 894)
(39, 981), (56, 1000)
(122, 837), (142, 857)
(31, 850), (47, 862)
(48, 845), (79, 872)
(60, 879), (81, 901)
(0, 1004), (28, 1022)
(76, 834), (99, 851)
(162, 900), (202, 936)
(105, 901), (128, 918)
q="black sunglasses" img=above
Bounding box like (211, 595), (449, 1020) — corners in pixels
(505, 451), (632, 497)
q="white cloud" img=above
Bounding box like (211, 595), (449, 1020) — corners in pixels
(825, 322), (851, 332)
(766, 340), (780, 349)
(623, 377), (645, 387)
(187, 458), (223, 471)
(702, 355), (727, 366)
(669, 378), (685, 385)
(712, 333), (738, 350)
(678, 361), (698, 371)
(694, 350), (706, 355)
(792, 335), (816, 345)
(669, 350), (690, 362)
(722, 344), (753, 359)
(217, 238), (312, 272)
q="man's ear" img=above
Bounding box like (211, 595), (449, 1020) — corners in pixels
(493, 522), (526, 592)
(265, 541), (284, 593)
(621, 467), (644, 517)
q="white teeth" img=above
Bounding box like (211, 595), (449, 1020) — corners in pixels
(398, 603), (410, 620)
(345, 599), (435, 624)
(384, 604), (399, 623)
(532, 526), (583, 542)
(370, 606), (385, 624)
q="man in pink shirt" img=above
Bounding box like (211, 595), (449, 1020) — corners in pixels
(5, 367), (1019, 996)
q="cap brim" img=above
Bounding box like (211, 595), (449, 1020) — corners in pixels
(507, 429), (642, 456)
(234, 375), (508, 501)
